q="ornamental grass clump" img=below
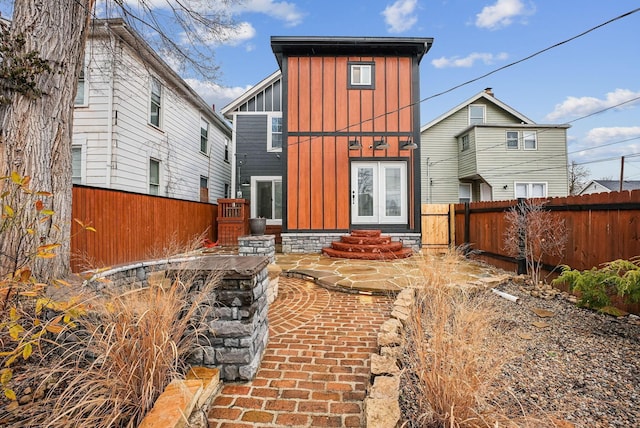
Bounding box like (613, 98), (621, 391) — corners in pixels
(2, 270), (218, 428)
(400, 250), (514, 427)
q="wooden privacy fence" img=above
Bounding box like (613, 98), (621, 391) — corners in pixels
(454, 190), (640, 273)
(71, 186), (217, 272)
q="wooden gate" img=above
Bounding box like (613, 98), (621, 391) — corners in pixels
(421, 204), (454, 251)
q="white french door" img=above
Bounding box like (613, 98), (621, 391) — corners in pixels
(351, 161), (407, 224)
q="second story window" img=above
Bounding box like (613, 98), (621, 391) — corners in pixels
(74, 67), (86, 106)
(469, 105), (485, 125)
(348, 62), (375, 89)
(200, 118), (209, 154)
(268, 114), (282, 151)
(506, 131), (519, 150)
(523, 131), (537, 150)
(461, 134), (469, 151)
(150, 77), (162, 128)
(224, 138), (229, 162)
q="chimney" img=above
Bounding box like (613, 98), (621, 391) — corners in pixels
(212, 104), (216, 111)
(484, 87), (494, 97)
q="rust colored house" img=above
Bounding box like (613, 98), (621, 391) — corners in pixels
(271, 36), (433, 253)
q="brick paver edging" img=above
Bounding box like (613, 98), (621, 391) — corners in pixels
(364, 287), (416, 427)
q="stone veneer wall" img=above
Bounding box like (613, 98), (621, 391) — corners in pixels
(281, 232), (422, 253)
(238, 234), (276, 263)
(83, 255), (270, 382)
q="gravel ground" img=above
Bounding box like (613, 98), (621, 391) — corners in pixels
(400, 279), (640, 427)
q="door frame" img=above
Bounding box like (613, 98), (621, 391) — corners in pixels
(351, 161), (407, 225)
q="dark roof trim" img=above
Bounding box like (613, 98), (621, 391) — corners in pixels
(271, 36), (434, 67)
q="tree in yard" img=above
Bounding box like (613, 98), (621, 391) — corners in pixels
(568, 160), (590, 195)
(503, 199), (567, 286)
(0, 1), (239, 280)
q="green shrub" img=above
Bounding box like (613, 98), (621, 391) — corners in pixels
(553, 257), (640, 309)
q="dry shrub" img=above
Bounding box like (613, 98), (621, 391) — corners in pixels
(9, 269), (218, 428)
(401, 250), (515, 427)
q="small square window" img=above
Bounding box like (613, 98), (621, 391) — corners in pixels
(459, 183), (472, 203)
(348, 62), (375, 89)
(200, 176), (209, 202)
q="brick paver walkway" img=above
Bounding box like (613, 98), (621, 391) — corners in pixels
(208, 277), (393, 427)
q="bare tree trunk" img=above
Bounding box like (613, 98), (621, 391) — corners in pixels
(0, 0), (94, 280)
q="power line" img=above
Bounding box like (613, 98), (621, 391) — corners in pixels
(277, 7), (640, 150)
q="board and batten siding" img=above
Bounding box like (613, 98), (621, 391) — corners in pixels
(72, 35), (230, 202)
(285, 55), (418, 231)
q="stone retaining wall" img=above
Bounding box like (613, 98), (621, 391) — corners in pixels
(239, 234), (276, 264)
(364, 287), (416, 427)
(83, 254), (271, 382)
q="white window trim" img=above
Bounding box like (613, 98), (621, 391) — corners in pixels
(350, 64), (372, 86)
(468, 104), (485, 125)
(149, 76), (163, 130)
(459, 183), (472, 203)
(74, 63), (88, 107)
(523, 131), (538, 150)
(200, 117), (209, 155)
(71, 142), (86, 185)
(506, 130), (519, 150)
(149, 158), (161, 195)
(267, 113), (283, 152)
(250, 176), (283, 225)
(514, 182), (547, 199)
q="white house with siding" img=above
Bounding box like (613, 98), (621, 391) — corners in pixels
(72, 18), (232, 203)
(421, 89), (570, 204)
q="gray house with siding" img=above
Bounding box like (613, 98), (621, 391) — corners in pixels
(220, 71), (283, 233)
(421, 88), (570, 204)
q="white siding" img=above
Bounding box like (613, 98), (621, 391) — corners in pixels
(420, 95), (569, 204)
(72, 32), (231, 202)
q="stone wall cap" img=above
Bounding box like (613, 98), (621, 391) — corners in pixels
(173, 255), (269, 276)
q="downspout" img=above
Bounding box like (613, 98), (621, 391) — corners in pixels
(105, 24), (116, 187)
(231, 116), (238, 197)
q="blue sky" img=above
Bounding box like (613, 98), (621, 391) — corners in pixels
(194, 0), (640, 182)
(2, 0), (639, 181)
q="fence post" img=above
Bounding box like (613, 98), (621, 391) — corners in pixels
(516, 198), (527, 275)
(463, 202), (470, 254)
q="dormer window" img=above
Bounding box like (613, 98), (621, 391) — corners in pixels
(348, 62), (375, 89)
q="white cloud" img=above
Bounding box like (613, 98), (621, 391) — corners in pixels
(431, 52), (508, 68)
(178, 22), (256, 47)
(185, 79), (252, 112)
(584, 127), (640, 145)
(545, 89), (640, 121)
(382, 0), (418, 33)
(233, 0), (305, 27)
(475, 0), (530, 30)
